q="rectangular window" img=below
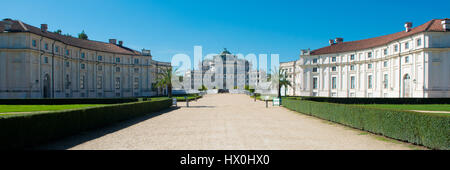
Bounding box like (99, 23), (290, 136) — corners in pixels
(97, 76), (103, 89)
(32, 40), (37, 47)
(405, 42), (409, 49)
(116, 57), (121, 63)
(80, 75), (85, 89)
(81, 63), (85, 69)
(384, 61), (388, 67)
(65, 61), (70, 67)
(55, 46), (59, 53)
(350, 76), (355, 89)
(417, 38), (422, 46)
(134, 77), (139, 89)
(332, 57), (336, 62)
(115, 77), (121, 89)
(44, 57), (49, 64)
(44, 43), (48, 50)
(65, 49), (70, 56)
(134, 58), (139, 64)
(98, 65), (103, 71)
(332, 77), (337, 89)
(350, 65), (355, 71)
(384, 74), (388, 89)
(368, 52), (372, 58)
(368, 63), (373, 69)
(134, 67), (139, 73)
(97, 56), (102, 61)
(350, 54), (355, 61)
(384, 49), (388, 55)
(313, 77), (318, 89)
(115, 67), (120, 72)
(332, 66), (337, 72)
(405, 56), (410, 63)
(81, 52), (85, 59)
(368, 75), (373, 89)
(312, 58), (318, 64)
(312, 67), (318, 73)
(394, 44), (399, 52)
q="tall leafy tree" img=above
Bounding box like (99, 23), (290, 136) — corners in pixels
(155, 67), (174, 98)
(78, 30), (88, 40)
(272, 67), (291, 98)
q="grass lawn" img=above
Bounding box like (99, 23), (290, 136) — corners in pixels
(354, 104), (450, 112)
(0, 104), (107, 114)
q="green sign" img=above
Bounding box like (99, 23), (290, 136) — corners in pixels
(273, 98), (280, 106)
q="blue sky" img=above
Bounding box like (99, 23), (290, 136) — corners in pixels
(2, 0), (449, 63)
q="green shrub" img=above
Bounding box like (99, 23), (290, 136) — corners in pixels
(0, 99), (172, 150)
(0, 98), (139, 105)
(295, 97), (450, 104)
(282, 98), (450, 150)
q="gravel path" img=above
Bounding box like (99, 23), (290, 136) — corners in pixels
(40, 94), (421, 150)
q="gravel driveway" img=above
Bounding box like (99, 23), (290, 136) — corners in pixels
(40, 94), (422, 150)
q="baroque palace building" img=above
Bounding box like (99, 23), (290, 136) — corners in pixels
(183, 48), (260, 91)
(0, 18), (170, 99)
(281, 19), (450, 98)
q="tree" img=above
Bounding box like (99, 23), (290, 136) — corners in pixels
(78, 30), (88, 40)
(155, 67), (174, 98)
(198, 85), (208, 91)
(272, 67), (291, 99)
(54, 29), (62, 34)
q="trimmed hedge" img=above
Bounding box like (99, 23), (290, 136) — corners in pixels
(294, 96), (450, 104)
(282, 98), (450, 150)
(0, 98), (140, 105)
(0, 99), (172, 150)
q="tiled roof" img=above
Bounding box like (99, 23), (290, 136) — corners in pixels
(0, 19), (143, 55)
(309, 19), (448, 55)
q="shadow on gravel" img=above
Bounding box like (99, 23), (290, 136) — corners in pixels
(33, 107), (179, 150)
(180, 106), (216, 108)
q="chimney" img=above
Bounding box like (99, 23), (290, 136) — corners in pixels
(109, 39), (117, 44)
(41, 24), (48, 32)
(118, 40), (123, 46)
(442, 19), (450, 31)
(329, 39), (335, 45)
(405, 22), (412, 32)
(335, 37), (344, 44)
